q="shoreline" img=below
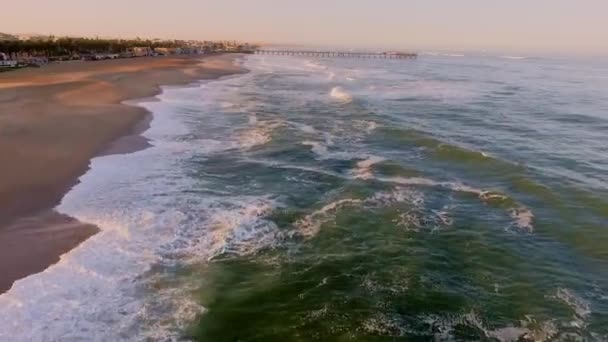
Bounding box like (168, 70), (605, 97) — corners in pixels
(0, 54), (248, 293)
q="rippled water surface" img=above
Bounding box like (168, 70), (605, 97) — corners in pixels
(2, 53), (608, 341)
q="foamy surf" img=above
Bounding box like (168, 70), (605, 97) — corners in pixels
(378, 176), (535, 232)
(237, 119), (284, 149)
(0, 62), (283, 341)
(501, 56), (527, 60)
(353, 156), (386, 179)
(330, 86), (353, 103)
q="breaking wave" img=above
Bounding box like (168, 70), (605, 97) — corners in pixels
(330, 86), (353, 103)
(353, 156), (386, 180)
(295, 188), (426, 238)
(501, 56), (527, 60)
(237, 118), (284, 150)
(379, 176), (534, 232)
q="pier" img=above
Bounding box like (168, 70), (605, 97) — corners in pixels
(254, 50), (417, 59)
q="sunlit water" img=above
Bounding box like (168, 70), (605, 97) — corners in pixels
(1, 53), (607, 341)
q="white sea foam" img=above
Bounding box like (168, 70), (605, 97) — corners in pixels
(296, 198), (364, 238)
(353, 120), (379, 133)
(353, 156), (386, 179)
(501, 56), (527, 60)
(302, 140), (330, 157)
(296, 187), (426, 238)
(362, 310), (563, 341)
(330, 86), (353, 103)
(291, 122), (318, 134)
(509, 207), (535, 232)
(237, 119), (284, 150)
(202, 198), (282, 260)
(554, 288), (591, 328)
(244, 158), (345, 179)
(304, 60), (325, 70)
(378, 176), (535, 232)
(366, 121), (378, 132)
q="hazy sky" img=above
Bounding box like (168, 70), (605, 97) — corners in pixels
(3, 0), (607, 53)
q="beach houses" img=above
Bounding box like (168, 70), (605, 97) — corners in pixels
(128, 46), (153, 57)
(0, 60), (18, 68)
(18, 56), (48, 67)
(153, 47), (183, 56)
(0, 52), (18, 68)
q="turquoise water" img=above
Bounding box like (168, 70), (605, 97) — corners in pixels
(1, 53), (607, 341)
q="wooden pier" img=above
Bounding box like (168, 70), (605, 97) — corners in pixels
(254, 50), (417, 59)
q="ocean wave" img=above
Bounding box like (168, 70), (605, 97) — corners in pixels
(244, 158), (345, 179)
(304, 60), (326, 70)
(290, 122), (318, 134)
(302, 140), (330, 157)
(384, 288), (591, 341)
(0, 180), (281, 341)
(378, 176), (534, 232)
(302, 141), (374, 163)
(553, 288), (591, 328)
(362, 310), (565, 341)
(295, 187), (429, 238)
(330, 86), (353, 103)
(509, 207), (535, 232)
(296, 198), (364, 238)
(382, 128), (522, 172)
(237, 118), (285, 150)
(290, 140), (533, 233)
(353, 120), (378, 133)
(353, 156), (386, 179)
(203, 198), (282, 259)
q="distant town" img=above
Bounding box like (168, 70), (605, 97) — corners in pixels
(0, 32), (257, 70)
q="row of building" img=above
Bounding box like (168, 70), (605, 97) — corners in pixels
(0, 53), (45, 68)
(1, 46), (256, 70)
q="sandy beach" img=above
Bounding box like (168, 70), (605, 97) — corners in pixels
(0, 54), (246, 293)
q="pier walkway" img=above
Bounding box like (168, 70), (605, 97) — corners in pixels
(254, 50), (417, 59)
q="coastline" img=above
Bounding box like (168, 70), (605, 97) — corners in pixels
(0, 53), (247, 293)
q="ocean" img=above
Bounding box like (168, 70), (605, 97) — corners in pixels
(1, 52), (607, 341)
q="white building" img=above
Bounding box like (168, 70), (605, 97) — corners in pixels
(0, 60), (18, 68)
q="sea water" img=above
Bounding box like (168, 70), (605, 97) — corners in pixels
(1, 53), (607, 341)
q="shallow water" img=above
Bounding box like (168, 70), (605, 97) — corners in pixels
(1, 53), (608, 341)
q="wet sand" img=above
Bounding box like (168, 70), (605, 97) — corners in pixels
(0, 54), (246, 293)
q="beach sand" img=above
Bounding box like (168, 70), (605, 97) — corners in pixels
(0, 54), (246, 293)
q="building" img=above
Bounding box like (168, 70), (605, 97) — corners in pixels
(154, 47), (183, 56)
(0, 60), (18, 68)
(17, 56), (48, 67)
(128, 47), (153, 57)
(153, 47), (171, 56)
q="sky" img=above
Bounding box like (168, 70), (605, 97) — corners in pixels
(2, 0), (607, 54)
